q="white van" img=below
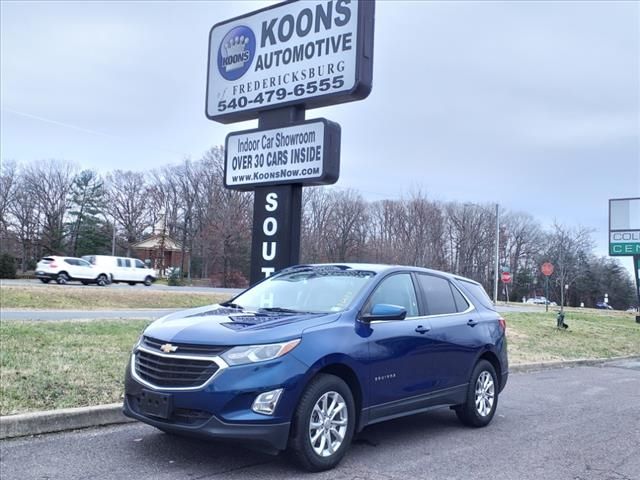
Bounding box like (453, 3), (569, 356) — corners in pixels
(82, 255), (157, 286)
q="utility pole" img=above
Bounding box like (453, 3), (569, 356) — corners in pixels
(493, 203), (500, 304)
(111, 218), (116, 256)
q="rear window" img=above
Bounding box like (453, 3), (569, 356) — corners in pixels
(416, 274), (458, 315)
(41, 257), (55, 263)
(458, 280), (494, 310)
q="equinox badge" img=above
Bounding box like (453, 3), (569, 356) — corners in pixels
(160, 343), (178, 353)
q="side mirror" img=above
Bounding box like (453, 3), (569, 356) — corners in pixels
(361, 304), (407, 322)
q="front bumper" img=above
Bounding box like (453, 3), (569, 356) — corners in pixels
(122, 395), (290, 453)
(123, 351), (310, 453)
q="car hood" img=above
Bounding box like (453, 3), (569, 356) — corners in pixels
(144, 304), (340, 346)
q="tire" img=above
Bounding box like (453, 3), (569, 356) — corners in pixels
(96, 274), (109, 287)
(39, 278), (51, 284)
(56, 272), (69, 285)
(455, 360), (499, 428)
(288, 374), (355, 472)
(128, 282), (136, 286)
(144, 276), (153, 287)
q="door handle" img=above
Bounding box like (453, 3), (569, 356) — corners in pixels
(415, 325), (430, 334)
(467, 319), (478, 327)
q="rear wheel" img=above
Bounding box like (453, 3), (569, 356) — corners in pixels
(455, 360), (499, 428)
(39, 278), (51, 284)
(288, 374), (355, 472)
(56, 272), (69, 285)
(96, 274), (109, 287)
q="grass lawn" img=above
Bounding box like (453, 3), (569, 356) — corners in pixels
(1, 311), (638, 415)
(504, 311), (640, 364)
(0, 319), (149, 415)
(0, 285), (230, 310)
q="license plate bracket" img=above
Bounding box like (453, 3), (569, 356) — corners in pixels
(139, 390), (172, 419)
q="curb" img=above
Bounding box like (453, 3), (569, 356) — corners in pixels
(1, 355), (638, 440)
(509, 354), (639, 373)
(0, 403), (134, 440)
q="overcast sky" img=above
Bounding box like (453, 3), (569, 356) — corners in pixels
(1, 0), (639, 271)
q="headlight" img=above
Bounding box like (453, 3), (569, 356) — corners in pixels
(221, 339), (300, 366)
(132, 334), (144, 352)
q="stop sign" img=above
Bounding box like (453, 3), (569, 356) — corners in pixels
(541, 262), (554, 276)
(501, 271), (512, 283)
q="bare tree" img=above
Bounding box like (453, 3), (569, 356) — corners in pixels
(0, 160), (18, 240)
(105, 170), (150, 255)
(542, 222), (594, 308)
(22, 159), (76, 254)
(9, 175), (40, 270)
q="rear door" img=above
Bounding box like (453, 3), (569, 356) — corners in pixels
(114, 258), (131, 281)
(415, 273), (479, 389)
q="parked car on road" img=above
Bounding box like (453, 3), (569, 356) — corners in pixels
(123, 263), (509, 471)
(526, 296), (557, 306)
(595, 302), (613, 310)
(82, 255), (157, 286)
(35, 256), (111, 286)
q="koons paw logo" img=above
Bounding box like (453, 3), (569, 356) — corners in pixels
(217, 25), (256, 81)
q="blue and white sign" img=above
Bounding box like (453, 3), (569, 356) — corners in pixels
(217, 26), (256, 81)
(206, 0), (374, 124)
(224, 119), (341, 190)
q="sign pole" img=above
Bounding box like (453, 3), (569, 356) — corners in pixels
(545, 276), (549, 313)
(634, 255), (640, 323)
(249, 107), (305, 285)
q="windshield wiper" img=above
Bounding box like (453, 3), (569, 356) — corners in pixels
(258, 307), (304, 314)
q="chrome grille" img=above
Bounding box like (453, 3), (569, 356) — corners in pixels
(142, 336), (228, 356)
(134, 349), (220, 388)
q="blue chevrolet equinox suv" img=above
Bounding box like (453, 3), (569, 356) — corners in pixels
(123, 264), (508, 471)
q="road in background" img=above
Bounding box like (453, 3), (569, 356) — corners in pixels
(0, 309), (180, 321)
(0, 279), (243, 295)
(1, 361), (638, 480)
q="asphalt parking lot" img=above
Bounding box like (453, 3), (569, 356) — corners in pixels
(2, 360), (639, 480)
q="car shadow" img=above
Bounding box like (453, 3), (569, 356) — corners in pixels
(130, 407), (476, 475)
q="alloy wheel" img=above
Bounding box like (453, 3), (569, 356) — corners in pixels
(474, 371), (495, 417)
(308, 391), (348, 457)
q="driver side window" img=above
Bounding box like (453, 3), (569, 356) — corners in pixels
(366, 273), (419, 318)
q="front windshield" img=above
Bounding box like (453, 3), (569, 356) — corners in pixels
(229, 268), (376, 313)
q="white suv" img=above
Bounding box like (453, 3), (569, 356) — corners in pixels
(35, 256), (111, 286)
(82, 255), (157, 286)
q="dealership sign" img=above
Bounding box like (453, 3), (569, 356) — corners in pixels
(225, 119), (340, 190)
(609, 231), (640, 255)
(609, 198), (640, 256)
(206, 0), (374, 123)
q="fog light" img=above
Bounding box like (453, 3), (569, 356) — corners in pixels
(252, 388), (284, 415)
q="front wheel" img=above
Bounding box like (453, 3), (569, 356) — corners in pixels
(455, 360), (499, 428)
(143, 276), (153, 287)
(288, 374), (355, 472)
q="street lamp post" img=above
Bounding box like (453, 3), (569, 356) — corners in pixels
(493, 203), (499, 304)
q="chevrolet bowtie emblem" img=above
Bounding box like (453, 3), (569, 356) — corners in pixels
(160, 343), (178, 353)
